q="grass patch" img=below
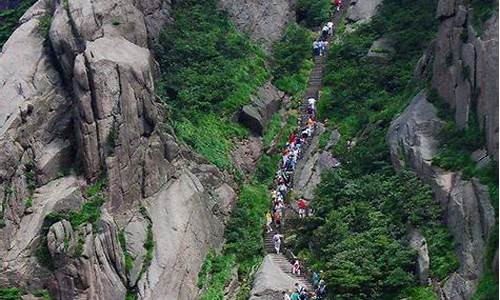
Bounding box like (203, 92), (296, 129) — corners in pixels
(118, 230), (134, 274)
(36, 177), (107, 269)
(262, 113), (282, 148)
(272, 23), (314, 101)
(296, 0), (332, 28)
(0, 288), (23, 300)
(400, 286), (438, 300)
(38, 13), (52, 40)
(198, 183), (270, 299)
(155, 0), (269, 169)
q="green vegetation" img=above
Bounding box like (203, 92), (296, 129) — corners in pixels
(292, 171), (455, 299)
(106, 124), (118, 155)
(33, 290), (52, 300)
(155, 0), (269, 169)
(198, 184), (270, 299)
(296, 0), (332, 28)
(288, 0), (461, 298)
(0, 0), (37, 47)
(470, 0), (499, 35)
(0, 288), (51, 300)
(38, 13), (52, 39)
(0, 288), (23, 300)
(22, 161), (37, 209)
(272, 24), (314, 101)
(118, 230), (134, 274)
(36, 177), (107, 269)
(400, 287), (438, 300)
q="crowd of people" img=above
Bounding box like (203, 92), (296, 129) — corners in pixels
(264, 9), (343, 300)
(267, 91), (328, 299)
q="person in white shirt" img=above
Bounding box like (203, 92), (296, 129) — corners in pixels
(322, 24), (329, 39)
(327, 21), (334, 35)
(308, 97), (316, 110)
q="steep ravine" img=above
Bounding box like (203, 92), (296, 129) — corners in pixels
(0, 0), (294, 299)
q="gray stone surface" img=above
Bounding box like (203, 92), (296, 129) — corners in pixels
(387, 91), (496, 299)
(346, 0), (383, 25)
(367, 37), (395, 63)
(239, 81), (284, 135)
(409, 229), (430, 285)
(219, 0), (295, 52)
(0, 0), (239, 298)
(250, 255), (298, 300)
(426, 1), (498, 159)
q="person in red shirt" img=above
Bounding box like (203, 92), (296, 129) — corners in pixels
(297, 198), (308, 218)
(288, 132), (297, 144)
(335, 0), (342, 11)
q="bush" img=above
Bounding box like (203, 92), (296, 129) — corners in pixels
(293, 0), (462, 297)
(272, 24), (314, 99)
(0, 0), (37, 48)
(293, 169), (456, 299)
(0, 288), (23, 300)
(155, 0), (269, 169)
(199, 184), (269, 298)
(296, 0), (331, 28)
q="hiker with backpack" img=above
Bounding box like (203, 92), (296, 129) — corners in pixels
(316, 280), (327, 299)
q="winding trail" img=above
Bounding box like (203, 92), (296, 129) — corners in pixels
(260, 2), (349, 296)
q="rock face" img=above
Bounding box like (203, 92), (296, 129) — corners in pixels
(366, 37), (395, 63)
(293, 124), (341, 200)
(409, 229), (430, 285)
(218, 0), (295, 52)
(418, 0), (499, 160)
(346, 0), (383, 26)
(249, 255), (298, 300)
(387, 91), (496, 299)
(0, 0), (237, 299)
(239, 81), (285, 135)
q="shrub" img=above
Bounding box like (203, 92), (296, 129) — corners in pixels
(155, 0), (269, 169)
(199, 184), (269, 299)
(0, 288), (23, 300)
(0, 0), (37, 47)
(272, 24), (314, 99)
(296, 0), (331, 28)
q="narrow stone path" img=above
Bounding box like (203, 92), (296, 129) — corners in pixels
(261, 2), (349, 295)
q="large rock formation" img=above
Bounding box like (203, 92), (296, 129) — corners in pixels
(346, 0), (383, 27)
(239, 81), (285, 136)
(249, 255), (299, 300)
(0, 0), (237, 299)
(218, 0), (295, 52)
(387, 91), (496, 299)
(416, 0), (499, 160)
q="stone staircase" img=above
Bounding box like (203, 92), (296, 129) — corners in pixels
(260, 2), (349, 295)
(264, 230), (312, 290)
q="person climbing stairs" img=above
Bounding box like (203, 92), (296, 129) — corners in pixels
(260, 3), (349, 298)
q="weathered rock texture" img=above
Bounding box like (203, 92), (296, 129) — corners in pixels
(294, 125), (341, 200)
(249, 255), (299, 300)
(346, 0), (383, 27)
(0, 0), (237, 299)
(218, 0), (295, 52)
(239, 81), (285, 135)
(415, 0), (499, 160)
(387, 91), (496, 299)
